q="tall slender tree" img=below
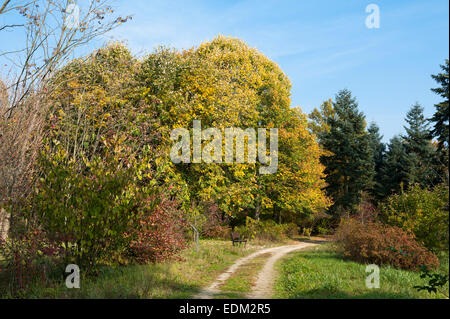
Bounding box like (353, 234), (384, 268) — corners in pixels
(367, 122), (386, 201)
(380, 136), (410, 197)
(402, 103), (439, 187)
(308, 99), (335, 138)
(429, 59), (449, 184)
(430, 59), (449, 151)
(320, 89), (374, 216)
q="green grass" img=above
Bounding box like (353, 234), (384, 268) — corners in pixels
(274, 244), (449, 299)
(213, 291), (244, 299)
(215, 252), (273, 298)
(2, 240), (265, 299)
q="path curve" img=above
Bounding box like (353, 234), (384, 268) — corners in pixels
(246, 242), (317, 298)
(194, 241), (318, 299)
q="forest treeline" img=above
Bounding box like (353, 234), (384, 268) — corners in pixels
(309, 69), (448, 217)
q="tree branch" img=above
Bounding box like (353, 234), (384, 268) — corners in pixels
(0, 24), (24, 31)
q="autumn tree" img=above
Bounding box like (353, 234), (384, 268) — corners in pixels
(0, 0), (131, 240)
(31, 44), (187, 268)
(186, 37), (330, 223)
(28, 36), (330, 269)
(0, 0), (131, 113)
(269, 107), (331, 223)
(137, 36), (330, 224)
(308, 98), (335, 138)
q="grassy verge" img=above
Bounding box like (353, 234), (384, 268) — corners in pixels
(2, 239), (275, 299)
(214, 252), (273, 299)
(274, 244), (449, 299)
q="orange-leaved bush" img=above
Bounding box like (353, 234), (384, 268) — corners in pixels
(334, 218), (439, 270)
(126, 196), (187, 264)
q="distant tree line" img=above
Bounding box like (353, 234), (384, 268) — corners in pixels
(309, 59), (449, 220)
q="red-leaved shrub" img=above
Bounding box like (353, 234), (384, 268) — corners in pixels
(126, 196), (188, 263)
(201, 201), (231, 239)
(334, 218), (439, 270)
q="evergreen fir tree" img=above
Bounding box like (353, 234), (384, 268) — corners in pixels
(367, 122), (386, 201)
(321, 89), (375, 216)
(402, 103), (439, 186)
(429, 59), (449, 183)
(380, 136), (410, 197)
(430, 59), (449, 151)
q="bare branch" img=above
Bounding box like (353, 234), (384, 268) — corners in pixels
(0, 24), (25, 31)
(1, 0), (131, 116)
(0, 0), (11, 15)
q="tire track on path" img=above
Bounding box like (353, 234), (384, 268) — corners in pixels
(193, 241), (321, 299)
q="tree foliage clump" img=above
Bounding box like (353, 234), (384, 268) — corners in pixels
(137, 36), (331, 223)
(18, 37), (330, 271)
(33, 44), (187, 269)
(380, 184), (449, 253)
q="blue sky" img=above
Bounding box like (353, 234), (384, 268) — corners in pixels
(1, 0), (448, 142)
(105, 0), (449, 142)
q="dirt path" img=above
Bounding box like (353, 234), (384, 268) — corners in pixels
(193, 240), (322, 299)
(246, 242), (317, 298)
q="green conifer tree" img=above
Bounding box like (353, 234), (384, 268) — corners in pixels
(429, 59), (449, 184)
(430, 59), (449, 151)
(367, 122), (386, 201)
(321, 89), (375, 216)
(380, 136), (410, 197)
(402, 103), (439, 187)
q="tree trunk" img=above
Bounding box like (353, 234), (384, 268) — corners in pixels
(0, 208), (9, 240)
(255, 200), (261, 221)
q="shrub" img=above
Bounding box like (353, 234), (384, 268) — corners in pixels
(200, 201), (231, 239)
(203, 225), (232, 240)
(0, 227), (64, 292)
(380, 184), (449, 253)
(0, 93), (46, 241)
(126, 196), (188, 264)
(33, 149), (140, 270)
(302, 227), (312, 238)
(355, 197), (379, 224)
(298, 211), (333, 235)
(316, 226), (330, 235)
(282, 223), (299, 238)
(235, 218), (298, 242)
(334, 218), (439, 270)
(255, 221), (285, 241)
(30, 44), (189, 270)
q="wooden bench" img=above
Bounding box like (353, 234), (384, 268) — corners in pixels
(231, 231), (247, 247)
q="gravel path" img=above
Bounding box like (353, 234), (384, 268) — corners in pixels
(193, 241), (319, 299)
